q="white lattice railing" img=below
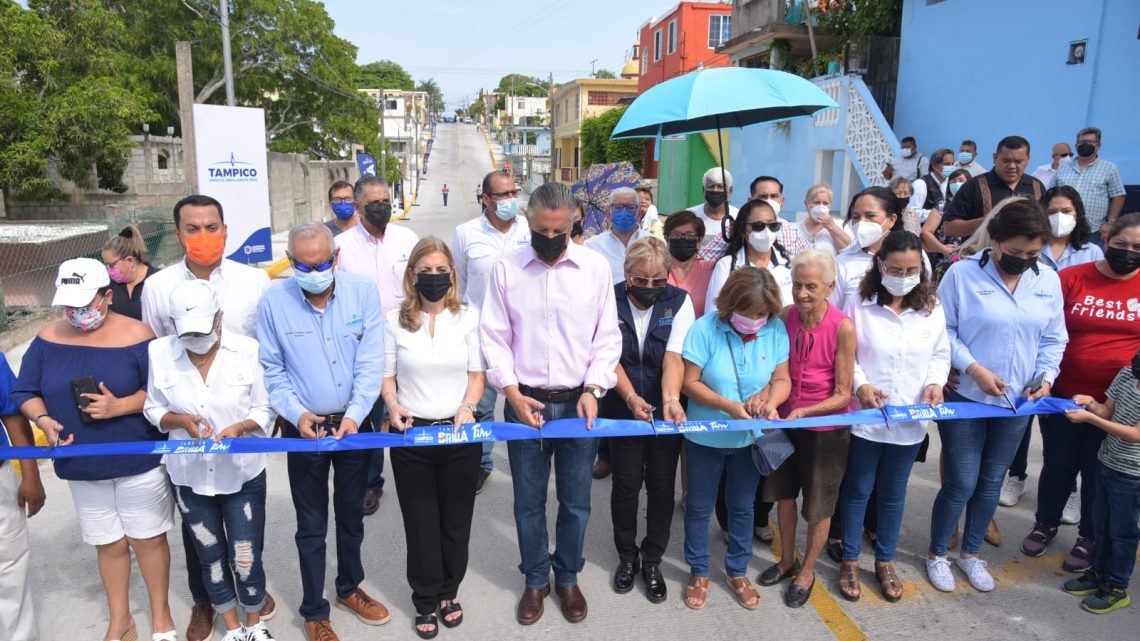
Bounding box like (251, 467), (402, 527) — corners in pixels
(845, 79), (892, 187)
(813, 78), (842, 128)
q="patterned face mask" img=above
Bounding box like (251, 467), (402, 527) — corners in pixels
(65, 294), (108, 331)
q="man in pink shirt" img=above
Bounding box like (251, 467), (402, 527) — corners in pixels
(480, 181), (621, 626)
(335, 175), (419, 515)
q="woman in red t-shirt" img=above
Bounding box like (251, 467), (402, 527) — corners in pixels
(1019, 213), (1140, 571)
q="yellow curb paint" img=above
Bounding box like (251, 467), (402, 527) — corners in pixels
(770, 526), (869, 641)
(480, 128), (499, 169)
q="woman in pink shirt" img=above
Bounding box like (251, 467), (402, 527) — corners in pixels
(664, 211), (717, 318)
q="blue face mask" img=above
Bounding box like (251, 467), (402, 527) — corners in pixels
(957, 151), (973, 165)
(493, 197), (519, 221)
(611, 207), (638, 233)
(294, 268), (334, 294)
(949, 181), (963, 196)
(331, 202), (355, 220)
(941, 165), (954, 178)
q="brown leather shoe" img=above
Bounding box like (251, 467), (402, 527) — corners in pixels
(335, 588), (391, 625)
(363, 487), (383, 516)
(259, 592), (277, 620)
(592, 459), (611, 479)
(516, 585), (550, 625)
(186, 602), (215, 641)
(304, 619), (340, 641)
(985, 519), (1002, 547)
(555, 585), (588, 623)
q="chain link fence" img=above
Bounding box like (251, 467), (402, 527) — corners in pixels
(0, 206), (179, 328)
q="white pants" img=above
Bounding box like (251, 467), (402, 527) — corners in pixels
(0, 463), (37, 641)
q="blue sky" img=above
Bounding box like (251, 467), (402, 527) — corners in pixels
(324, 0), (684, 110)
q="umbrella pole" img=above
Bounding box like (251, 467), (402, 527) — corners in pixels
(715, 116), (731, 243)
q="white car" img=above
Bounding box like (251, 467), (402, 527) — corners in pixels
(462, 117), (473, 124)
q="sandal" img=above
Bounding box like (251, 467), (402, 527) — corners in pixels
(684, 576), (709, 610)
(414, 613), (438, 640)
(728, 576), (761, 610)
(876, 562), (904, 603)
(439, 600), (463, 629)
(109, 619), (137, 641)
(839, 561), (861, 602)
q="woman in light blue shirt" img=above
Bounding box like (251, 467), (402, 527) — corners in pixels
(928, 198), (1068, 594)
(680, 267), (790, 611)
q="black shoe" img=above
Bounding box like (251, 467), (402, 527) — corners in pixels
(642, 563), (667, 604)
(825, 540), (843, 563)
(363, 487), (383, 516)
(414, 613), (438, 639)
(757, 558), (801, 586)
(785, 575), (815, 608)
(613, 559), (639, 594)
(475, 469), (491, 495)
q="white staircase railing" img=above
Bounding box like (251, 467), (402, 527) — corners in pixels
(844, 78), (893, 188)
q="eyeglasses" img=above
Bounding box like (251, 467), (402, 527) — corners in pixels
(103, 255), (128, 269)
(1055, 153), (1072, 158)
(611, 205), (638, 214)
(667, 233), (700, 241)
(290, 253), (337, 273)
(628, 274), (668, 288)
(881, 265), (922, 278)
(747, 221), (782, 233)
(331, 197), (353, 204)
(488, 190), (518, 199)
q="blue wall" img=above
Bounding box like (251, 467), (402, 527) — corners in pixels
(895, 0), (1140, 185)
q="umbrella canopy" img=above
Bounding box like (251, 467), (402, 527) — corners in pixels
(610, 67), (838, 140)
(570, 162), (643, 238)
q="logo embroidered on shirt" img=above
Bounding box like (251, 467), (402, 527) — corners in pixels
(976, 289), (995, 296)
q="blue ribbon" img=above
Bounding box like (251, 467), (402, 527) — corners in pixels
(0, 397), (1079, 461)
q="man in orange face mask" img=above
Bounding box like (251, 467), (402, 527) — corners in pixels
(139, 194), (274, 641)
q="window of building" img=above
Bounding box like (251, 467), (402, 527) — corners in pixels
(641, 49), (647, 75)
(156, 150), (170, 170)
(654, 30), (661, 61)
(517, 99), (526, 110)
(587, 91), (638, 106)
(385, 99), (398, 111)
(708, 15), (731, 49)
(667, 20), (677, 54)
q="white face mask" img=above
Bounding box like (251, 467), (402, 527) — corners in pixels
(179, 331), (218, 355)
(855, 220), (886, 248)
(810, 204), (830, 222)
(881, 273), (921, 297)
(901, 147), (915, 158)
(748, 229), (775, 253)
(1048, 212), (1077, 238)
(762, 198), (782, 218)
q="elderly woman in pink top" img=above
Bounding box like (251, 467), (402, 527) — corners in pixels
(756, 249), (856, 609)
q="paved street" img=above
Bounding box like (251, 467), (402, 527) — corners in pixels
(22, 123), (1140, 641)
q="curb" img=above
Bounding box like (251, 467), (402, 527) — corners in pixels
(263, 193), (417, 277)
(479, 128), (500, 169)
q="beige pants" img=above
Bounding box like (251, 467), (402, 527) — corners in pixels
(0, 463), (37, 640)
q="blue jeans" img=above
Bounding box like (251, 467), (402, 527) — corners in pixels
(173, 471), (267, 617)
(476, 387), (497, 472)
(930, 394), (1030, 556)
(1037, 412), (1105, 537)
(841, 436), (921, 562)
(505, 399), (597, 589)
(1091, 462), (1140, 589)
(366, 401), (387, 490)
(683, 440), (761, 578)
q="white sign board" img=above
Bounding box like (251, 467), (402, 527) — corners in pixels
(193, 104), (272, 263)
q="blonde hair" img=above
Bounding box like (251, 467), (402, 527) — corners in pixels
(790, 249), (836, 285)
(623, 237), (671, 274)
(399, 237), (462, 332)
(804, 183), (833, 203)
(102, 225), (147, 262)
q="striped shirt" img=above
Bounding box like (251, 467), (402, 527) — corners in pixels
(698, 215), (808, 261)
(1051, 158), (1126, 228)
(1098, 368), (1140, 477)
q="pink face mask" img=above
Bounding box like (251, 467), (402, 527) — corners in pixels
(65, 297), (108, 331)
(730, 312), (768, 335)
(107, 265), (131, 283)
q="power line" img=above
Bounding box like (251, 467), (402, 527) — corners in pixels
(438, 0), (575, 68)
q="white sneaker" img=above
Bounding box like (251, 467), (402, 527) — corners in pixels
(1061, 491), (1081, 525)
(956, 556), (995, 592)
(220, 628), (245, 641)
(998, 476), (1026, 507)
(243, 622), (275, 641)
(926, 556), (956, 592)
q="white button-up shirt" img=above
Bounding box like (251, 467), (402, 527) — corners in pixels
(585, 229), (652, 284)
(335, 222), (419, 315)
(1032, 163), (1057, 187)
(141, 259), (269, 339)
(844, 296), (951, 445)
(144, 333), (273, 495)
(450, 214), (530, 310)
(384, 307), (483, 420)
(830, 245), (932, 311)
(705, 247), (793, 313)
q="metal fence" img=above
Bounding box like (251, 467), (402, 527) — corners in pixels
(0, 206), (180, 315)
(843, 36), (901, 127)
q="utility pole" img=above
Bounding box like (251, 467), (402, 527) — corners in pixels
(378, 93), (387, 182)
(219, 0), (235, 106)
(176, 41), (198, 194)
(590, 59), (597, 76)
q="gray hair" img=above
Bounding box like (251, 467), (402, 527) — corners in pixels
(1077, 126), (1101, 142)
(702, 166), (733, 190)
(804, 183), (833, 203)
(353, 175), (389, 203)
(608, 187), (638, 207)
(888, 175), (913, 193)
(790, 249), (836, 285)
(526, 182), (576, 220)
(287, 221), (335, 255)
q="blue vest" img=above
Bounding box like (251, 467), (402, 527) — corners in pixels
(600, 283), (689, 421)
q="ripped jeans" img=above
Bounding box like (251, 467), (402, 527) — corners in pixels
(173, 471), (267, 617)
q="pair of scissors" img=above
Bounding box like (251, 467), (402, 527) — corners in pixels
(1000, 385), (1018, 413)
(878, 405), (891, 428)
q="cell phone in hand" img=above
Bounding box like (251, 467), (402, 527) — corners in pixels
(1027, 372), (1046, 394)
(70, 376), (99, 424)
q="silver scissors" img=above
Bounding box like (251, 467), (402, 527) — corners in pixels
(1000, 386), (1018, 413)
(878, 405), (891, 428)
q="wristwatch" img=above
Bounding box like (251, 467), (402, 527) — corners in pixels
(585, 385), (604, 400)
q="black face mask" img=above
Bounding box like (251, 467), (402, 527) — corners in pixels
(1076, 142), (1096, 158)
(414, 272), (452, 302)
(1105, 247), (1140, 275)
(364, 202), (393, 230)
(571, 220), (584, 238)
(532, 232), (568, 262)
(997, 250), (1037, 276)
(704, 190), (728, 208)
(1132, 354), (1140, 381)
(667, 237), (699, 262)
(628, 285), (665, 308)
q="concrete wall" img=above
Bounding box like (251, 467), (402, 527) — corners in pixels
(895, 0), (1140, 184)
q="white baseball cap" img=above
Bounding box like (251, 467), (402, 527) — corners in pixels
(169, 280), (220, 336)
(52, 257), (111, 307)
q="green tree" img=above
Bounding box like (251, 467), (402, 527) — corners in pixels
(816, 0), (904, 40)
(495, 74), (549, 97)
(593, 69), (616, 79)
(356, 60), (414, 90)
(414, 78), (444, 114)
(580, 107), (642, 172)
(467, 100), (485, 118)
(0, 1), (153, 200)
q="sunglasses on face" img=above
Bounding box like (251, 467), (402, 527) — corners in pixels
(747, 221), (782, 233)
(290, 253), (336, 273)
(628, 275), (668, 288)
